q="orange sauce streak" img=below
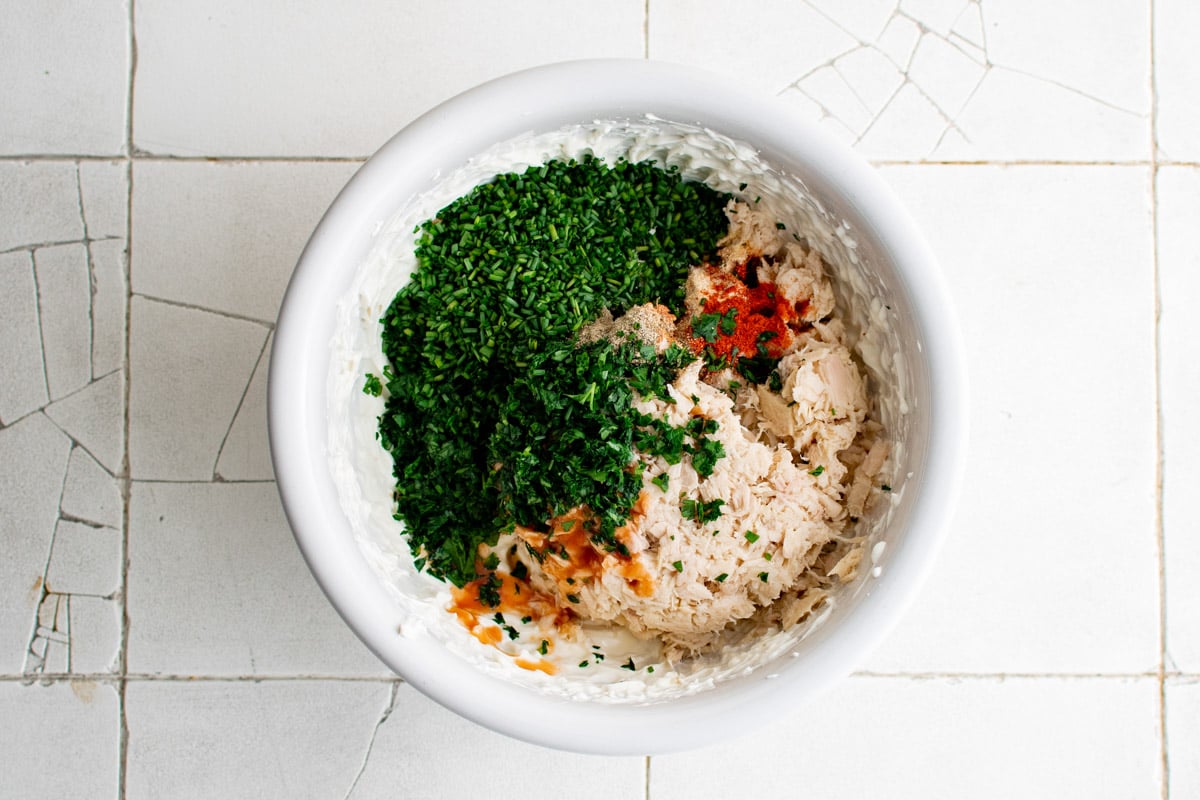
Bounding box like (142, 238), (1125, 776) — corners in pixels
(514, 657), (558, 675)
(445, 497), (657, 669)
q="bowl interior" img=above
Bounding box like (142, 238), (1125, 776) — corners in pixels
(269, 59), (966, 754)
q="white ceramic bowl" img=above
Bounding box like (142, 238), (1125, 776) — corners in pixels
(269, 59), (967, 755)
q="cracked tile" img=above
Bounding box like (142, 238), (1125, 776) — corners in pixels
(832, 46), (906, 115)
(864, 166), (1157, 674)
(856, 81), (949, 157)
(125, 680), (385, 799)
(78, 160), (128, 241)
(0, 682), (119, 799)
(44, 369), (124, 476)
(0, 3), (128, 155)
(899, 0), (968, 36)
(652, 1), (1149, 161)
(127, 481), (387, 676)
(875, 12), (922, 68)
(89, 237), (127, 379)
(35, 243), (92, 402)
(0, 251), (49, 424)
(0, 161), (83, 252)
(650, 677), (1160, 799)
(906, 31), (987, 117)
(929, 66), (1147, 161)
(0, 413), (72, 673)
(216, 332), (274, 481)
(1167, 679), (1200, 798)
(61, 445), (122, 529)
(1156, 0), (1200, 161)
(46, 519), (122, 597)
(133, 0), (643, 157)
(799, 65), (876, 136)
(67, 595), (122, 673)
(806, 0), (896, 42)
(950, 0), (985, 48)
(651, 0), (856, 93)
(1159, 167), (1200, 673)
(984, 1), (1146, 117)
(129, 297), (265, 480)
(346, 683), (644, 799)
(131, 160), (359, 322)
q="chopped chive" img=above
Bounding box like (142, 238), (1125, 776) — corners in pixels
(744, 531), (760, 543)
(715, 572), (728, 582)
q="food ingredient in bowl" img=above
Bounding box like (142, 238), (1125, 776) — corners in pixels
(370, 153), (889, 664)
(375, 156), (730, 586)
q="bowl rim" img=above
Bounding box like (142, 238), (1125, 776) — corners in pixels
(269, 57), (968, 755)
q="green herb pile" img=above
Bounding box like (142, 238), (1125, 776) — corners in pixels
(376, 156), (730, 586)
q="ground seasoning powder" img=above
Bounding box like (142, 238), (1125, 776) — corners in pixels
(376, 156), (729, 586)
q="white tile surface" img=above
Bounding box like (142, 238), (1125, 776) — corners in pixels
(0, 161), (85, 252)
(129, 296), (266, 480)
(124, 680), (385, 799)
(131, 160), (359, 322)
(215, 332), (274, 481)
(44, 369), (125, 476)
(34, 243), (92, 401)
(45, 519), (122, 598)
(1167, 679), (1200, 798)
(0, 681), (119, 798)
(78, 160), (129, 240)
(60, 446), (123, 530)
(1156, 0), (1200, 162)
(347, 683), (645, 799)
(0, 414), (73, 674)
(68, 596), (123, 674)
(650, 0), (1149, 161)
(126, 481), (387, 676)
(1159, 167), (1200, 673)
(864, 165), (1159, 674)
(650, 676), (1160, 800)
(0, 251), (49, 424)
(134, 0), (644, 157)
(0, 3), (128, 156)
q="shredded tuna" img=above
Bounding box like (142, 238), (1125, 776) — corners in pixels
(510, 201), (888, 657)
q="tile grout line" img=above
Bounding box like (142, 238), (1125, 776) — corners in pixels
(643, 0), (650, 60)
(11, 153), (1200, 167)
(1149, 2), (1170, 796)
(117, 0), (138, 796)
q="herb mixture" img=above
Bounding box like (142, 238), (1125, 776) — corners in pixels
(374, 156), (730, 586)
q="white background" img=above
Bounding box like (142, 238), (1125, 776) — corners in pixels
(1, 1), (1197, 797)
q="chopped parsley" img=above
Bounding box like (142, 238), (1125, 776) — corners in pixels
(377, 156), (729, 586)
(482, 552), (500, 571)
(759, 571), (769, 582)
(672, 560), (684, 572)
(680, 497), (725, 523)
(622, 657), (637, 671)
(650, 473), (670, 492)
(690, 437), (726, 478)
(362, 373), (382, 397)
(744, 530), (760, 543)
(882, 484), (893, 492)
(715, 572), (728, 582)
(539, 640), (549, 655)
(477, 573), (502, 607)
(566, 594), (580, 604)
(809, 465), (825, 477)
